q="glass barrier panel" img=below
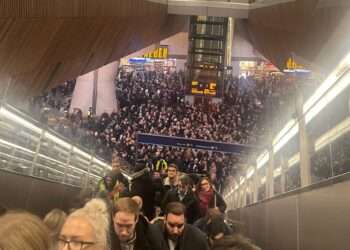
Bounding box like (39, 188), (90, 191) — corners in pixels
(90, 162), (105, 177)
(285, 163), (300, 192)
(273, 175), (282, 195)
(257, 185), (266, 201)
(0, 104), (112, 187)
(39, 137), (70, 164)
(310, 145), (332, 183)
(71, 153), (90, 173)
(34, 155), (66, 182)
(0, 150), (33, 175)
(331, 131), (350, 176)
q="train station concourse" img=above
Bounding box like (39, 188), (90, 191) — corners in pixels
(1, 1), (350, 250)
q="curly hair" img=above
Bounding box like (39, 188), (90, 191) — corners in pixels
(69, 198), (110, 250)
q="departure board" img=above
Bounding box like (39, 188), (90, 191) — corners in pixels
(191, 81), (217, 96)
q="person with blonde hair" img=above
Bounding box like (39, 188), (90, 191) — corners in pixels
(58, 198), (110, 250)
(44, 209), (67, 248)
(0, 211), (51, 250)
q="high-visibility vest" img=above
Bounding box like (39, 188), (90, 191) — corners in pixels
(155, 159), (168, 172)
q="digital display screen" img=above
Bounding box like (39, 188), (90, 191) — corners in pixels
(191, 81), (217, 96)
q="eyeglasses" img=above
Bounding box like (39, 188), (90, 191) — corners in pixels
(201, 182), (209, 186)
(58, 238), (96, 250)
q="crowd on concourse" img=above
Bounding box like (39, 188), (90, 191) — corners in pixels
(28, 69), (301, 192)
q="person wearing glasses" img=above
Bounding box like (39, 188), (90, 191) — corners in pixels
(149, 202), (209, 250)
(58, 198), (110, 250)
(195, 177), (226, 217)
(111, 197), (154, 250)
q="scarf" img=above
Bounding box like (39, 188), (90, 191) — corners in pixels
(198, 188), (214, 217)
(120, 233), (137, 250)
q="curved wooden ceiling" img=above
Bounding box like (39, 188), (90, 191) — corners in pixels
(247, 0), (350, 76)
(0, 0), (187, 104)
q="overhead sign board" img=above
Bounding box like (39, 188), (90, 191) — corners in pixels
(143, 46), (169, 59)
(283, 56), (311, 76)
(191, 81), (217, 96)
(128, 57), (150, 64)
(137, 133), (255, 154)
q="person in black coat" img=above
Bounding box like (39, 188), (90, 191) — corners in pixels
(211, 235), (261, 250)
(193, 209), (232, 238)
(153, 171), (165, 208)
(161, 175), (200, 224)
(148, 202), (209, 250)
(111, 197), (154, 250)
(130, 167), (155, 220)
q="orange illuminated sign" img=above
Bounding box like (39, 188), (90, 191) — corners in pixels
(191, 81), (217, 96)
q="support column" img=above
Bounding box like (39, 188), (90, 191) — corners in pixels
(70, 71), (94, 116)
(70, 61), (119, 116)
(296, 86), (312, 186)
(266, 148), (274, 198)
(96, 61), (119, 115)
(225, 17), (234, 75)
(253, 167), (259, 203)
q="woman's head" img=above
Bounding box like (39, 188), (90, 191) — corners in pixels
(59, 199), (110, 250)
(198, 177), (212, 192)
(43, 209), (67, 239)
(0, 212), (51, 250)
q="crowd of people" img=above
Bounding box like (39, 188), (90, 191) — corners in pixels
(0, 160), (261, 250)
(30, 80), (76, 124)
(28, 68), (301, 194)
(4, 68), (306, 250)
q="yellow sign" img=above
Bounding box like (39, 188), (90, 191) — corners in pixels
(143, 47), (168, 59)
(286, 57), (304, 70)
(191, 81), (217, 96)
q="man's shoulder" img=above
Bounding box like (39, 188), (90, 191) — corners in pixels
(184, 224), (207, 239)
(182, 224), (209, 250)
(147, 223), (166, 250)
(148, 221), (164, 234)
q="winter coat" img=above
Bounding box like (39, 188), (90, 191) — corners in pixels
(148, 222), (210, 250)
(161, 189), (200, 224)
(131, 171), (155, 220)
(111, 217), (154, 250)
(196, 189), (227, 215)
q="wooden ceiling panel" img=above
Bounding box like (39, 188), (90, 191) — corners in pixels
(247, 0), (350, 76)
(0, 0), (187, 105)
